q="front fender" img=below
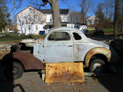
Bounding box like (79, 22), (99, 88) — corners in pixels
(84, 47), (111, 67)
(2, 52), (45, 70)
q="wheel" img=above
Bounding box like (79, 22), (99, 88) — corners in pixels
(89, 58), (105, 73)
(4, 62), (24, 80)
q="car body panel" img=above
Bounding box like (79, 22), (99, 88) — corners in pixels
(2, 52), (45, 70)
(85, 47), (111, 67)
(33, 27), (113, 64)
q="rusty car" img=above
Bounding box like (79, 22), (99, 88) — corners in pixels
(1, 27), (119, 80)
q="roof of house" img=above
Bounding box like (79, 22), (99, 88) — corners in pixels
(38, 9), (69, 14)
(16, 5), (69, 15)
(87, 15), (99, 20)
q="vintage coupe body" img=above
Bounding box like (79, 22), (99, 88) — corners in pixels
(2, 27), (119, 80)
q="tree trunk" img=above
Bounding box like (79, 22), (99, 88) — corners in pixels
(121, 1), (123, 33)
(113, 0), (120, 39)
(2, 28), (4, 33)
(48, 0), (61, 28)
(122, 15), (123, 32)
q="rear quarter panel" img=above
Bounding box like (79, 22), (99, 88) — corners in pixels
(2, 52), (45, 70)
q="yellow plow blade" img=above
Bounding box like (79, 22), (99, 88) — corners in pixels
(45, 63), (84, 83)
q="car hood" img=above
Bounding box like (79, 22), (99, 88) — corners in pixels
(87, 38), (109, 49)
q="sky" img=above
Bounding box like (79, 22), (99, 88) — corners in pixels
(6, 0), (105, 19)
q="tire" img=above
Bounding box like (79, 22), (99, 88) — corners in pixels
(89, 58), (105, 73)
(4, 62), (24, 80)
(101, 32), (104, 35)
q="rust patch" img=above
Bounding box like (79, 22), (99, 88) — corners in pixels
(34, 38), (44, 43)
(50, 71), (84, 82)
(85, 47), (111, 67)
(76, 46), (80, 60)
(2, 52), (45, 70)
(74, 44), (81, 60)
(45, 63), (84, 83)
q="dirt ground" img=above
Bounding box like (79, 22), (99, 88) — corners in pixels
(0, 62), (123, 92)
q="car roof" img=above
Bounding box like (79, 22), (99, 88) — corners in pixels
(46, 27), (87, 40)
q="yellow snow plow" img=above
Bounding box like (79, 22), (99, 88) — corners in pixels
(45, 63), (84, 83)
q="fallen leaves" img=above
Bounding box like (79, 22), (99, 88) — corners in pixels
(44, 86), (49, 88)
(12, 72), (99, 92)
(19, 79), (26, 84)
(95, 79), (98, 82)
(86, 87), (90, 89)
(73, 87), (76, 90)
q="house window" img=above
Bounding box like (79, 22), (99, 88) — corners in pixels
(89, 20), (92, 25)
(22, 21), (24, 25)
(35, 15), (38, 21)
(28, 16), (31, 21)
(36, 25), (38, 30)
(29, 8), (32, 13)
(28, 25), (30, 30)
(50, 16), (52, 21)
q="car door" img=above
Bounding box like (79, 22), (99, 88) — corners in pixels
(43, 31), (73, 63)
(72, 31), (97, 61)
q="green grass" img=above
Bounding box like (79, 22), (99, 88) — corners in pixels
(0, 33), (45, 43)
(88, 28), (113, 34)
(0, 28), (120, 43)
(103, 28), (113, 33)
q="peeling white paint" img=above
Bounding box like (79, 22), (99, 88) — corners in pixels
(33, 27), (117, 64)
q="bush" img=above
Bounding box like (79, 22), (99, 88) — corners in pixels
(90, 21), (113, 29)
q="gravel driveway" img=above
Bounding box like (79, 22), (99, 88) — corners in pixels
(0, 62), (123, 92)
(0, 70), (108, 92)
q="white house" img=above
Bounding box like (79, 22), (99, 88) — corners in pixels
(86, 15), (99, 25)
(16, 6), (70, 35)
(67, 23), (87, 34)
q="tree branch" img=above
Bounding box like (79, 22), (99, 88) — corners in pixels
(10, 0), (15, 13)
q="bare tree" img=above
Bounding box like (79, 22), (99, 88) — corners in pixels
(113, 0), (120, 39)
(12, 15), (16, 25)
(121, 0), (123, 32)
(79, 0), (93, 23)
(104, 0), (114, 22)
(70, 11), (81, 23)
(95, 3), (105, 23)
(117, 0), (123, 32)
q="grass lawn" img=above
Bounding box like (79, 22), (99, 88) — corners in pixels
(0, 33), (45, 43)
(0, 28), (122, 43)
(88, 28), (114, 34)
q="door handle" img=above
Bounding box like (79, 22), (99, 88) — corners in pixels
(68, 45), (72, 47)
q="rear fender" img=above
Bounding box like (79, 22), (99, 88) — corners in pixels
(84, 47), (111, 67)
(2, 52), (45, 70)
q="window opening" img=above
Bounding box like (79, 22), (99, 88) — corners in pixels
(73, 32), (81, 40)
